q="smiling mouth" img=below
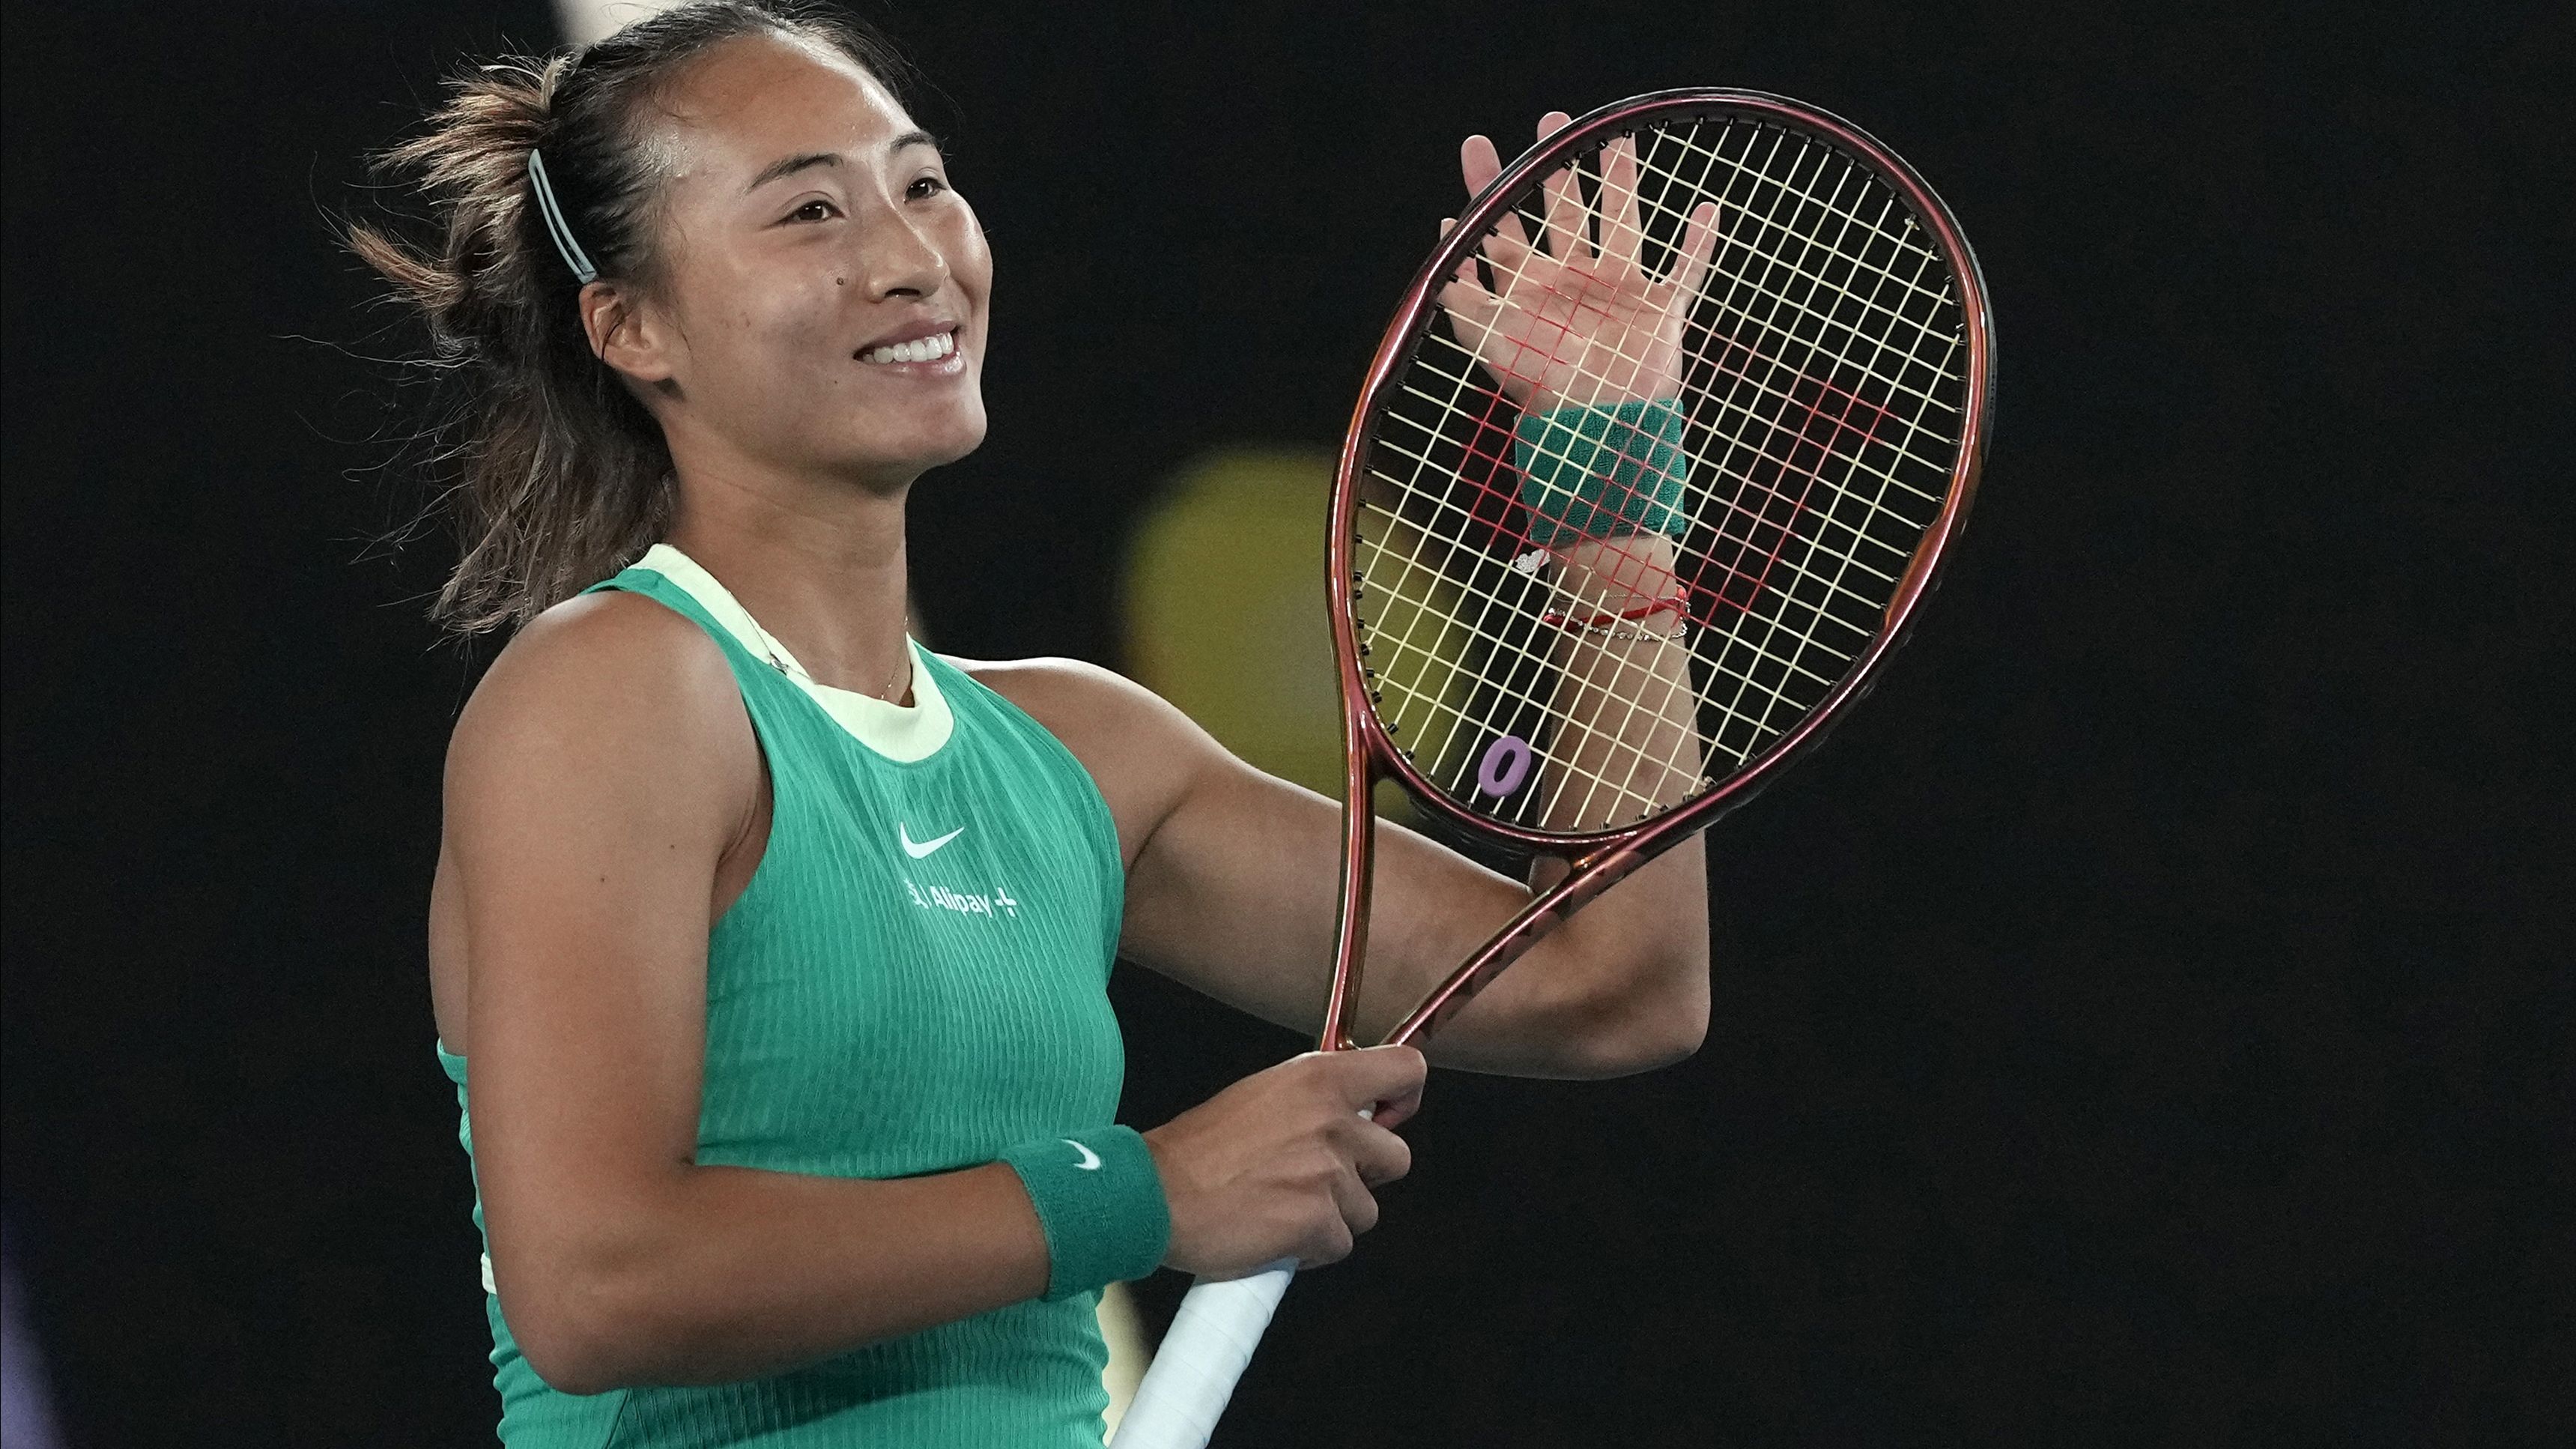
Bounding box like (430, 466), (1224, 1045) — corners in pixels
(858, 330), (958, 366)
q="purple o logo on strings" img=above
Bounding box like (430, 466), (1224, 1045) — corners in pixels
(1474, 734), (1534, 799)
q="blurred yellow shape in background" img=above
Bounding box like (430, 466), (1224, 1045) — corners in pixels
(1124, 448), (1469, 807)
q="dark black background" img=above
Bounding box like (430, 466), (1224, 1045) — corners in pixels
(3, 2), (2565, 1445)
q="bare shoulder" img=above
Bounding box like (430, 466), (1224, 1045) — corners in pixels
(945, 655), (1225, 859)
(461, 591), (730, 727)
(945, 653), (1215, 758)
(447, 590), (756, 811)
(948, 653), (1146, 726)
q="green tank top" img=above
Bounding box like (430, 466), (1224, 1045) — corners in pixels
(439, 554), (1130, 1448)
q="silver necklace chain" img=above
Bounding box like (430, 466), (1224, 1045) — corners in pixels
(748, 617), (909, 704)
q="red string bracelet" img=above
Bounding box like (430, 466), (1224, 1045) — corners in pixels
(1539, 590), (1689, 630)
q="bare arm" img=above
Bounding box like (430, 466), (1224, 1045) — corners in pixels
(447, 595), (1418, 1393)
(446, 595), (1051, 1391)
(976, 659), (1708, 1080)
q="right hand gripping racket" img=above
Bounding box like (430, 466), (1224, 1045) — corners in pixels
(1113, 88), (1994, 1447)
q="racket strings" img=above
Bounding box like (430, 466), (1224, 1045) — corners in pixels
(1379, 131), (1954, 622)
(1370, 342), (1916, 773)
(1682, 136), (1964, 763)
(1352, 112), (1969, 832)
(1370, 337), (1896, 799)
(1646, 123), (1960, 392)
(1481, 121), (1946, 384)
(1513, 121), (1960, 451)
(1369, 393), (1900, 624)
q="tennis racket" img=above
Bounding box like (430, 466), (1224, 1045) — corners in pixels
(1112, 88), (1993, 1448)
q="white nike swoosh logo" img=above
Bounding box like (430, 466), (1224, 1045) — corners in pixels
(1064, 1139), (1102, 1171)
(899, 823), (966, 859)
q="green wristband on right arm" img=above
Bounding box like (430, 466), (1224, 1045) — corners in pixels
(998, 1125), (1171, 1302)
(1514, 397), (1692, 548)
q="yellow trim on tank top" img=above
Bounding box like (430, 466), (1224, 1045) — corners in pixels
(634, 542), (954, 763)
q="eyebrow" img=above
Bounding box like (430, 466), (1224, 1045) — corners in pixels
(745, 151), (839, 193)
(743, 131), (945, 193)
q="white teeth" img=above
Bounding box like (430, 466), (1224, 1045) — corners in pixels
(862, 330), (956, 365)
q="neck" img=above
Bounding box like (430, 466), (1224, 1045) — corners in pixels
(663, 450), (917, 704)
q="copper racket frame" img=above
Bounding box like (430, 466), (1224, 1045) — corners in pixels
(1316, 88), (1995, 1053)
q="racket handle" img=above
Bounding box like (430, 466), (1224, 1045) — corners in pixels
(1108, 1260), (1297, 1448)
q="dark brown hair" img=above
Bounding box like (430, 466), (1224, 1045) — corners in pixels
(351, 1), (912, 633)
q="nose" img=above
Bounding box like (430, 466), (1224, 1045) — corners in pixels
(854, 196), (950, 300)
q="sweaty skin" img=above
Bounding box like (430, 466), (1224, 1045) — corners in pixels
(426, 36), (1706, 1394)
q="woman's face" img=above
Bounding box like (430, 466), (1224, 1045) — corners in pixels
(620, 34), (991, 488)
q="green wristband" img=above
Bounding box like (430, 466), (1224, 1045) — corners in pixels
(1514, 398), (1691, 548)
(999, 1125), (1171, 1302)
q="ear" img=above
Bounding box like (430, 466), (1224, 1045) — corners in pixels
(578, 281), (679, 387)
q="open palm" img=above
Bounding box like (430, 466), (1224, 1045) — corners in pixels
(1440, 113), (1721, 413)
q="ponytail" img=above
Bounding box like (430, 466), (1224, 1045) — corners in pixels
(348, 1), (912, 633)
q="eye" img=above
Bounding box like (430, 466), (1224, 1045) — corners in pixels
(907, 174), (950, 201)
(785, 198), (840, 224)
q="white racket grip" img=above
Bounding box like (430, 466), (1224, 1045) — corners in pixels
(1109, 1260), (1296, 1448)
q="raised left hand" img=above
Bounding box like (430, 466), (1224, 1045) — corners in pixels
(1439, 112), (1721, 412)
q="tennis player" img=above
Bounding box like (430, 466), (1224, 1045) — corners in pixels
(366, 3), (1710, 1443)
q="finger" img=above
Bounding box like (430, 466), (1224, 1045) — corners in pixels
(1438, 220), (1503, 335)
(1330, 1044), (1428, 1113)
(1483, 216), (1533, 279)
(1532, 110), (1578, 260)
(1461, 135), (1534, 269)
(1367, 1059), (1425, 1130)
(1598, 134), (1643, 280)
(1300, 1214), (1356, 1269)
(1458, 137), (1513, 240)
(1440, 215), (1497, 283)
(1438, 218), (1479, 296)
(1670, 198), (1722, 300)
(1348, 1119), (1413, 1187)
(1536, 115), (1585, 261)
(1329, 1163), (1381, 1236)
(1460, 133), (1503, 199)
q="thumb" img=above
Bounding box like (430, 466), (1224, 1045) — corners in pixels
(1331, 1044), (1427, 1120)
